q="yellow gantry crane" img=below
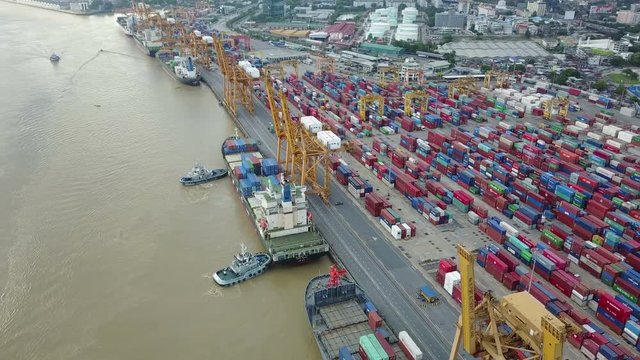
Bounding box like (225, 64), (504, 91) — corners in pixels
(263, 66), (289, 169)
(542, 98), (569, 120)
(378, 65), (400, 86)
(359, 93), (384, 122)
(263, 66), (334, 203)
(316, 56), (336, 74)
(404, 90), (428, 116)
(278, 59), (300, 78)
(448, 76), (477, 98)
(450, 245), (576, 360)
(483, 70), (510, 89)
(212, 35), (254, 116)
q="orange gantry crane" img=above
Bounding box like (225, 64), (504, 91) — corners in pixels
(263, 66), (337, 203)
(449, 245), (579, 360)
(212, 35), (254, 116)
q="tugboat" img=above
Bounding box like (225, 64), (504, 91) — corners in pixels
(50, 53), (60, 62)
(179, 163), (227, 186)
(213, 244), (272, 286)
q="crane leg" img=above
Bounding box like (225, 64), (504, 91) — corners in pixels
(449, 316), (463, 360)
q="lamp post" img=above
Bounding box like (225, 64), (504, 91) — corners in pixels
(528, 248), (538, 293)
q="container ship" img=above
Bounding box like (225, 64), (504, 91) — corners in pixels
(305, 266), (423, 360)
(157, 51), (200, 86)
(133, 28), (163, 57)
(221, 135), (329, 263)
(115, 14), (135, 36)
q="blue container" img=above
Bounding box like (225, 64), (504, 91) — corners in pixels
(364, 302), (377, 314)
(597, 306), (624, 330)
(532, 282), (556, 301)
(375, 327), (390, 341)
(625, 319), (640, 337)
(597, 344), (618, 360)
(588, 322), (605, 334)
(545, 301), (563, 316)
(338, 346), (353, 360)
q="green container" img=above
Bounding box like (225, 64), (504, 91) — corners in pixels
(521, 250), (533, 263)
(359, 335), (383, 360)
(542, 230), (563, 248)
(386, 208), (401, 223)
(548, 163), (559, 171)
(489, 182), (506, 195)
(453, 198), (469, 212)
(604, 217), (625, 233)
(613, 282), (639, 303)
(367, 334), (388, 360)
(612, 197), (624, 207)
(469, 186), (480, 195)
(551, 123), (564, 132)
(508, 204), (519, 212)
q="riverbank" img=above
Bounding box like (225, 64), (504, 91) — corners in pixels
(1, 0), (106, 15)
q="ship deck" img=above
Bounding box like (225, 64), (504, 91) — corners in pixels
(320, 300), (367, 330)
(314, 300), (398, 360)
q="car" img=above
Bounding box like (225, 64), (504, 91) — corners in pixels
(334, 201), (343, 206)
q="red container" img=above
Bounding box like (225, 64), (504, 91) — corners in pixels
(581, 339), (599, 357)
(598, 292), (632, 323)
(595, 311), (624, 335)
(374, 332), (396, 360)
(439, 258), (457, 273)
(542, 249), (569, 270)
(485, 253), (508, 282)
(359, 345), (369, 360)
(594, 247), (621, 263)
(368, 310), (383, 330)
(567, 308), (590, 325)
(550, 271), (575, 297)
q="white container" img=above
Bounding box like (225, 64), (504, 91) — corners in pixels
(620, 106), (636, 117)
(602, 125), (621, 137)
(201, 36), (213, 44)
(574, 121), (589, 129)
(500, 221), (519, 237)
(245, 67), (260, 79)
(586, 132), (603, 141)
(399, 331), (423, 360)
(300, 116), (322, 133)
(238, 60), (251, 69)
(618, 130), (636, 143)
(606, 139), (624, 150)
(391, 224), (402, 239)
(316, 130), (341, 150)
(444, 271), (461, 296)
(193, 30), (201, 37)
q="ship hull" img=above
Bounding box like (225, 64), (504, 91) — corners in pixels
(222, 136), (329, 264)
(157, 53), (200, 86)
(133, 34), (159, 57)
(180, 169), (227, 186)
(212, 253), (271, 286)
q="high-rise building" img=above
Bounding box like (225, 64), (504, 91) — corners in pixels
(264, 0), (285, 17)
(434, 12), (466, 28)
(616, 10), (640, 25)
(526, 1), (546, 17)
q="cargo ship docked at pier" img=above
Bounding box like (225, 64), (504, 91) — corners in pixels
(221, 135), (329, 263)
(305, 266), (424, 360)
(115, 14), (162, 57)
(157, 51), (200, 86)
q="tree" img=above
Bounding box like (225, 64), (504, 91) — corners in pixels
(531, 11), (537, 17)
(524, 29), (531, 39)
(444, 51), (456, 68)
(629, 53), (640, 67)
(622, 68), (639, 80)
(615, 85), (627, 98)
(610, 56), (626, 67)
(526, 58), (535, 65)
(398, 3), (407, 12)
(593, 80), (608, 92)
(440, 33), (453, 45)
(480, 64), (491, 73)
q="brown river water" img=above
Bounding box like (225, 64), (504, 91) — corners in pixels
(0, 3), (328, 359)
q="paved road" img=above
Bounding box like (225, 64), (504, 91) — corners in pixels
(201, 69), (473, 360)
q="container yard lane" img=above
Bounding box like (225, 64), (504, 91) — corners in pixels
(201, 69), (472, 360)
